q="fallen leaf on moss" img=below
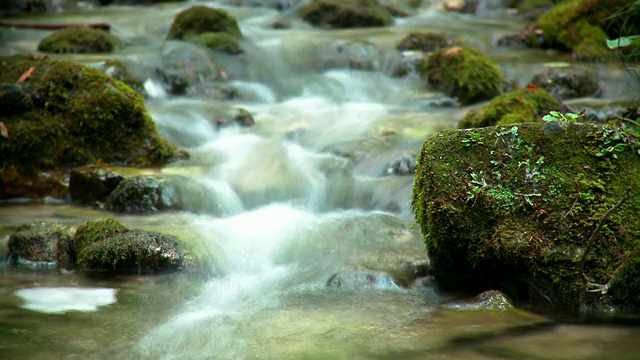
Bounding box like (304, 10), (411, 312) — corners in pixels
(444, 47), (462, 56)
(0, 122), (8, 138)
(17, 66), (36, 83)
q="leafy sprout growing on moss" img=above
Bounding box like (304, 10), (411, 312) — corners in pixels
(462, 131), (484, 147)
(542, 111), (581, 123)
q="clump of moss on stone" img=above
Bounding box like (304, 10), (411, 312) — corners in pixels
(420, 46), (504, 105)
(38, 25), (122, 54)
(396, 32), (455, 53)
(537, 0), (630, 61)
(0, 55), (181, 199)
(412, 121), (640, 314)
(74, 218), (191, 274)
(299, 0), (393, 29)
(167, 5), (243, 54)
(460, 88), (561, 128)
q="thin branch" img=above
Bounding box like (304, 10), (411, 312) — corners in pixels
(617, 116), (640, 129)
(579, 188), (632, 293)
(0, 21), (111, 31)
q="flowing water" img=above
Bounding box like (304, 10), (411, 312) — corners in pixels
(2, 1), (640, 359)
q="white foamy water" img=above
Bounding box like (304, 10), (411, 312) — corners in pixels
(14, 287), (118, 314)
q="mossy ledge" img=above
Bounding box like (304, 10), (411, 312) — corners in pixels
(37, 25), (122, 54)
(412, 121), (640, 315)
(0, 55), (182, 200)
(166, 5), (243, 54)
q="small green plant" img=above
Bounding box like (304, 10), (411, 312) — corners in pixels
(462, 131), (484, 147)
(542, 111), (580, 123)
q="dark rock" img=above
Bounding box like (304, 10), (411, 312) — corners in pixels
(69, 165), (124, 205)
(0, 83), (33, 116)
(299, 0), (393, 29)
(105, 175), (179, 214)
(530, 68), (600, 100)
(8, 222), (76, 268)
(327, 270), (400, 290)
(397, 32), (455, 53)
(318, 39), (382, 71)
(214, 107), (255, 129)
(384, 155), (416, 176)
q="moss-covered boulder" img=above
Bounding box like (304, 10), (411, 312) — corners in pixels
(8, 222), (76, 268)
(105, 175), (179, 213)
(536, 0), (630, 61)
(459, 88), (561, 128)
(166, 5), (243, 55)
(74, 218), (192, 273)
(530, 68), (601, 100)
(420, 46), (504, 105)
(412, 122), (640, 314)
(69, 165), (125, 205)
(37, 25), (122, 54)
(0, 55), (181, 200)
(299, 0), (393, 29)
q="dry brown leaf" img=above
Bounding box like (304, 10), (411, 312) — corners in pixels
(444, 47), (462, 56)
(17, 66), (36, 83)
(0, 122), (8, 138)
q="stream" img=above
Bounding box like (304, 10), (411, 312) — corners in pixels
(2, 1), (640, 359)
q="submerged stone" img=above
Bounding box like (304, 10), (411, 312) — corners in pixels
(530, 68), (600, 100)
(444, 290), (514, 311)
(412, 122), (640, 314)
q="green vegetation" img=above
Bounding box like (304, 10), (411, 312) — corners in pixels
(421, 46), (504, 105)
(38, 26), (122, 54)
(299, 0), (393, 29)
(166, 5), (243, 54)
(412, 120), (640, 313)
(459, 88), (560, 128)
(542, 110), (581, 122)
(606, 1), (640, 80)
(0, 55), (180, 199)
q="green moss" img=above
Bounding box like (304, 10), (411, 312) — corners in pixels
(74, 218), (126, 255)
(167, 5), (242, 40)
(421, 46), (504, 105)
(37, 26), (122, 54)
(412, 122), (640, 312)
(299, 0), (393, 29)
(0, 56), (179, 199)
(537, 0), (630, 60)
(459, 88), (561, 128)
(186, 32), (243, 54)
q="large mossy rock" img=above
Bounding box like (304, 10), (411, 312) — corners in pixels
(299, 0), (393, 29)
(459, 88), (561, 128)
(74, 218), (192, 273)
(0, 55), (181, 200)
(420, 46), (504, 105)
(536, 0), (630, 61)
(8, 222), (76, 268)
(412, 122), (640, 313)
(37, 25), (122, 54)
(166, 5), (243, 54)
(106, 175), (179, 213)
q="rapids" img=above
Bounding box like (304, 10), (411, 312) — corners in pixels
(1, 1), (640, 359)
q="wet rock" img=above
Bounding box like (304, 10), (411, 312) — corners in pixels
(459, 87), (561, 128)
(378, 0), (417, 17)
(213, 107), (255, 129)
(157, 41), (229, 95)
(223, 0), (300, 10)
(74, 218), (192, 274)
(384, 155), (416, 176)
(397, 32), (455, 53)
(299, 0), (393, 29)
(89, 59), (145, 96)
(68, 165), (124, 206)
(412, 122), (640, 313)
(0, 55), (180, 200)
(105, 175), (179, 214)
(318, 39), (382, 71)
(392, 260), (431, 287)
(166, 5), (243, 55)
(420, 46), (504, 105)
(8, 222), (76, 269)
(0, 83), (33, 116)
(444, 290), (514, 310)
(530, 68), (600, 100)
(327, 270), (401, 290)
(37, 25), (122, 54)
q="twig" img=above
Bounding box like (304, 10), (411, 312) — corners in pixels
(579, 188), (632, 294)
(0, 21), (111, 31)
(617, 116), (640, 129)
